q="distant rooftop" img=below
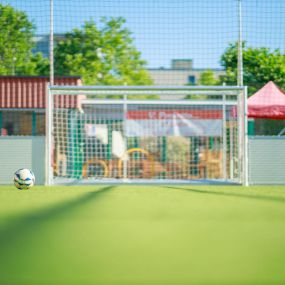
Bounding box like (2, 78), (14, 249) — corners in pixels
(171, 59), (193, 70)
(148, 59), (224, 71)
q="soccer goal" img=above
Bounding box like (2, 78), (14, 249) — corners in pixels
(46, 86), (247, 185)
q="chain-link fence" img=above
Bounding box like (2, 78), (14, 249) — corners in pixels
(0, 0), (284, 135)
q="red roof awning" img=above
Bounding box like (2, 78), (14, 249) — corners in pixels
(0, 76), (82, 109)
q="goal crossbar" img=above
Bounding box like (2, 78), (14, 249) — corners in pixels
(50, 85), (243, 96)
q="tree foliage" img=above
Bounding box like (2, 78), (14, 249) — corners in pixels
(199, 69), (219, 85)
(0, 4), (49, 76)
(54, 17), (153, 85)
(220, 42), (285, 95)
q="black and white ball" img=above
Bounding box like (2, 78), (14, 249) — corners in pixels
(14, 169), (35, 190)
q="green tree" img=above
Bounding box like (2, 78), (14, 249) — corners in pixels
(0, 4), (49, 75)
(220, 42), (285, 95)
(54, 17), (153, 85)
(199, 69), (219, 85)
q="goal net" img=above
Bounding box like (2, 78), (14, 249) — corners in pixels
(46, 86), (247, 185)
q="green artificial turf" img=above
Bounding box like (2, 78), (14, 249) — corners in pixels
(1, 184), (285, 285)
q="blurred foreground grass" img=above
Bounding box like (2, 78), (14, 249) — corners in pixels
(0, 185), (285, 285)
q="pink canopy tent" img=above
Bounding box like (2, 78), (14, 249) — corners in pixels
(248, 81), (285, 120)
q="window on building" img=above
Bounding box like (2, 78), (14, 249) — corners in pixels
(0, 110), (45, 136)
(188, 76), (196, 85)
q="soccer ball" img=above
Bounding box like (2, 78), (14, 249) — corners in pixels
(14, 168), (35, 190)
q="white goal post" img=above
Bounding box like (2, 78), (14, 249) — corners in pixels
(46, 85), (248, 185)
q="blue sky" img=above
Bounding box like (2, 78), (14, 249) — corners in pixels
(3, 0), (285, 69)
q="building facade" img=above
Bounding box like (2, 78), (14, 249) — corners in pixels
(148, 59), (225, 86)
(32, 34), (65, 57)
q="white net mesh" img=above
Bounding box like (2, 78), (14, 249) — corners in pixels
(48, 86), (244, 184)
